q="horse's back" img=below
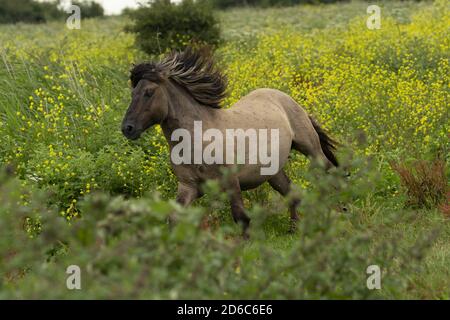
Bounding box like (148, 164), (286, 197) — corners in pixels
(231, 88), (310, 132)
(235, 88), (294, 107)
(234, 88), (307, 116)
(240, 89), (326, 163)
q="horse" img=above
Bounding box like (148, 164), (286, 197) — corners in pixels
(121, 48), (338, 237)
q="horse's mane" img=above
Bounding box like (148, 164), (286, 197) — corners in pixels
(130, 47), (227, 109)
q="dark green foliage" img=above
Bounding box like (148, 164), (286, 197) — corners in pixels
(0, 0), (63, 24)
(73, 1), (104, 18)
(0, 0), (104, 24)
(126, 0), (221, 55)
(0, 153), (442, 299)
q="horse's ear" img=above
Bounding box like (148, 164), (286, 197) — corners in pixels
(130, 63), (138, 88)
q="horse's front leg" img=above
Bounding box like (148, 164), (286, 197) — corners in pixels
(176, 182), (199, 206)
(268, 170), (300, 232)
(168, 182), (200, 227)
(227, 178), (251, 239)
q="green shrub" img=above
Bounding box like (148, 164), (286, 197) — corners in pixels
(126, 0), (221, 55)
(0, 153), (441, 299)
(73, 1), (104, 19)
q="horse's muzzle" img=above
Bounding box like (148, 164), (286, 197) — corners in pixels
(121, 123), (141, 140)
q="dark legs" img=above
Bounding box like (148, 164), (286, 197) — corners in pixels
(170, 182), (200, 226)
(268, 170), (301, 231)
(175, 172), (300, 236)
(227, 178), (251, 238)
(175, 180), (250, 238)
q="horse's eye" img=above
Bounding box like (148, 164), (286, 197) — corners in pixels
(144, 89), (154, 98)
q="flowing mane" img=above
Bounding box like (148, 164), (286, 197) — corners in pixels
(130, 48), (227, 108)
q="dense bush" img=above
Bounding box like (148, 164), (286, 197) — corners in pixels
(73, 0), (104, 19)
(0, 0), (63, 24)
(126, 0), (221, 55)
(0, 154), (440, 298)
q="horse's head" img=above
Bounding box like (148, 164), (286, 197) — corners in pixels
(121, 65), (169, 140)
(122, 48), (226, 140)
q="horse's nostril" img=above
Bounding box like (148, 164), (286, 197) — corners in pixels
(122, 123), (135, 136)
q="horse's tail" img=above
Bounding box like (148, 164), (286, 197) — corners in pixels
(309, 116), (339, 167)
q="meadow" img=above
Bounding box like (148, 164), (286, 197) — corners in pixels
(0, 0), (449, 299)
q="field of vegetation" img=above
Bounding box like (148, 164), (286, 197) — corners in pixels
(0, 0), (449, 299)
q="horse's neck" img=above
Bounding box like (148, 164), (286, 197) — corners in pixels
(160, 82), (214, 146)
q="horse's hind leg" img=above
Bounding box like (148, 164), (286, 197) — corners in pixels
(268, 170), (300, 232)
(292, 136), (334, 171)
(227, 177), (251, 238)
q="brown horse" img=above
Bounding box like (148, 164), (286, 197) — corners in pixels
(121, 48), (338, 236)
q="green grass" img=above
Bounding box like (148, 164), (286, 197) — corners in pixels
(219, 0), (431, 39)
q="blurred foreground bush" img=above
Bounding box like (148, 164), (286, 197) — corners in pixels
(0, 153), (439, 299)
